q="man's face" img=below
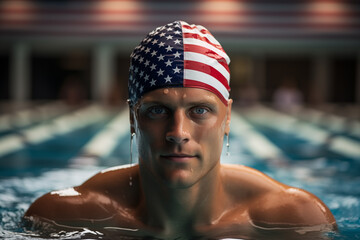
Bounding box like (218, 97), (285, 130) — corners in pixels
(131, 88), (232, 188)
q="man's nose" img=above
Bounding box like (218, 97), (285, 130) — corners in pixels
(166, 110), (191, 144)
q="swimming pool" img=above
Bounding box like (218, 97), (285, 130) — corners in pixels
(0, 103), (359, 239)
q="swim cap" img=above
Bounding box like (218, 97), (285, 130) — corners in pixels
(128, 20), (230, 106)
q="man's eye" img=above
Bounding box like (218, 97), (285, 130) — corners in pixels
(147, 106), (167, 118)
(191, 107), (209, 115)
(151, 107), (166, 114)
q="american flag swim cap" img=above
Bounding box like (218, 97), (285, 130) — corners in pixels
(128, 20), (230, 106)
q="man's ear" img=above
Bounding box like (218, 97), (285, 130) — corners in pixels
(225, 99), (232, 135)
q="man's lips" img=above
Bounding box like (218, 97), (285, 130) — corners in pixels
(160, 154), (197, 162)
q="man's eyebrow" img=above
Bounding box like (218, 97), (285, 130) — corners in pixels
(186, 100), (217, 107)
(138, 100), (166, 106)
(141, 99), (217, 106)
(138, 95), (219, 108)
(135, 101), (169, 111)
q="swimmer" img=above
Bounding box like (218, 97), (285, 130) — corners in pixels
(24, 21), (336, 239)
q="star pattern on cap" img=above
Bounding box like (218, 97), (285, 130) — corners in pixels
(129, 21), (184, 104)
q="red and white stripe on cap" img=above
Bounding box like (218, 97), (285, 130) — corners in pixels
(181, 21), (231, 105)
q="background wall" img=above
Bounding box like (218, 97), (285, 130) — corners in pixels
(0, 0), (359, 106)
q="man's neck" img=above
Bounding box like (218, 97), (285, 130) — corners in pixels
(138, 163), (227, 234)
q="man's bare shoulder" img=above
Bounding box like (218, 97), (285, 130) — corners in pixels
(81, 164), (139, 191)
(221, 164), (336, 230)
(248, 186), (337, 233)
(221, 164), (285, 193)
(24, 164), (140, 223)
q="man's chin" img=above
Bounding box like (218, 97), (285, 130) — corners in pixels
(160, 169), (199, 189)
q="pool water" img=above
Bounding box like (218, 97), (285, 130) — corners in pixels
(0, 104), (359, 239)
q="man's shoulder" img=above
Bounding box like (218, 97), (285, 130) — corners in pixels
(247, 184), (336, 230)
(221, 164), (285, 192)
(221, 164), (336, 229)
(82, 164), (138, 190)
(24, 164), (139, 223)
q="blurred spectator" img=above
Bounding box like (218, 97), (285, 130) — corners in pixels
(273, 78), (303, 113)
(236, 82), (260, 107)
(59, 76), (86, 106)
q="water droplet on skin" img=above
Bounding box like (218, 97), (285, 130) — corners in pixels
(129, 176), (133, 186)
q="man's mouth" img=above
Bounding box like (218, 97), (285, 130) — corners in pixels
(160, 153), (197, 163)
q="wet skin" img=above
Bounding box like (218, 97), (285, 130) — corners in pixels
(24, 88), (337, 239)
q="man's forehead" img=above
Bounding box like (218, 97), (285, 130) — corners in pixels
(139, 88), (220, 105)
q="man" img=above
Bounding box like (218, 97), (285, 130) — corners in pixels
(24, 21), (336, 239)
